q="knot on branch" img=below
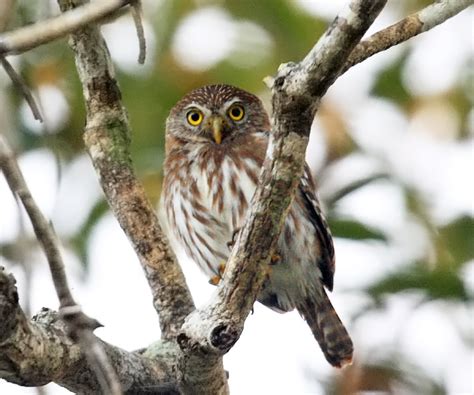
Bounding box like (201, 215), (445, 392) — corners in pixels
(273, 61), (299, 92)
(59, 305), (103, 341)
(177, 309), (241, 356)
(176, 323), (239, 355)
(210, 324), (239, 352)
(32, 307), (61, 326)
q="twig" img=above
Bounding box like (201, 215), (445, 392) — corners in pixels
(0, 56), (43, 122)
(0, 136), (122, 395)
(131, 0), (146, 64)
(343, 0), (474, 73)
(0, 0), (132, 55)
(0, 137), (75, 306)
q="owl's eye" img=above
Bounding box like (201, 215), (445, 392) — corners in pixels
(186, 110), (203, 126)
(228, 105), (245, 122)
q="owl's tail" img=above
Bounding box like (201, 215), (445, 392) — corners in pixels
(297, 290), (353, 368)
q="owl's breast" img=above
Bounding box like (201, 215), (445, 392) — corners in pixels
(161, 148), (260, 277)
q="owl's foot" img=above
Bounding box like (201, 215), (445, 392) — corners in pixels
(270, 254), (281, 265)
(209, 262), (226, 286)
(226, 228), (241, 249)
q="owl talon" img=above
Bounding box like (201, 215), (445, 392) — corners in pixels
(209, 275), (221, 286)
(227, 228), (241, 249)
(270, 254), (281, 265)
(208, 262), (226, 286)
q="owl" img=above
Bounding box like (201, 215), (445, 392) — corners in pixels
(159, 84), (353, 367)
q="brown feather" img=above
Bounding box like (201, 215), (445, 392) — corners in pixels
(297, 293), (353, 368)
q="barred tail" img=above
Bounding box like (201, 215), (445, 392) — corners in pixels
(297, 290), (353, 368)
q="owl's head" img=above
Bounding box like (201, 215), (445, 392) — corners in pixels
(166, 84), (269, 146)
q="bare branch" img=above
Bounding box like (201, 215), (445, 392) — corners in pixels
(0, 136), (75, 307)
(0, 0), (132, 56)
(0, 267), (177, 393)
(0, 136), (122, 395)
(56, 0), (195, 340)
(131, 0), (146, 64)
(178, 0), (387, 355)
(0, 56), (43, 122)
(343, 0), (474, 72)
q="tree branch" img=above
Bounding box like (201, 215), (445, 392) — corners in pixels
(177, 0), (387, 356)
(0, 56), (43, 122)
(0, 0), (132, 56)
(343, 0), (473, 72)
(56, 0), (195, 340)
(0, 135), (123, 394)
(130, 0), (146, 64)
(0, 267), (177, 394)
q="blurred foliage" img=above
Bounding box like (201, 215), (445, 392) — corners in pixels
(323, 357), (447, 395)
(328, 218), (386, 241)
(372, 53), (411, 105)
(367, 264), (469, 304)
(69, 199), (110, 267)
(438, 215), (474, 266)
(0, 0), (472, 394)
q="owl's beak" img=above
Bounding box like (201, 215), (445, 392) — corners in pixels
(211, 116), (223, 144)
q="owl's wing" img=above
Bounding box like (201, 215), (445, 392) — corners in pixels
(299, 164), (335, 291)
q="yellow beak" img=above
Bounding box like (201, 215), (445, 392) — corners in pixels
(211, 116), (223, 144)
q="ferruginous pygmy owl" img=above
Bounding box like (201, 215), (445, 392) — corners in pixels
(159, 84), (353, 367)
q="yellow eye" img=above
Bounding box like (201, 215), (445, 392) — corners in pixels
(186, 110), (203, 126)
(228, 105), (245, 121)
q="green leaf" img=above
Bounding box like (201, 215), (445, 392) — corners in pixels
(371, 53), (411, 105)
(326, 173), (389, 208)
(69, 199), (109, 269)
(367, 264), (470, 303)
(328, 218), (386, 241)
(438, 215), (474, 267)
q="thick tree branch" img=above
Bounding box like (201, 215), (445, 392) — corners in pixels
(344, 0), (473, 72)
(0, 0), (132, 56)
(56, 0), (195, 340)
(0, 267), (177, 394)
(178, 0), (387, 356)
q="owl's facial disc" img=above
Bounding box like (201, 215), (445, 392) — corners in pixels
(181, 97), (249, 144)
